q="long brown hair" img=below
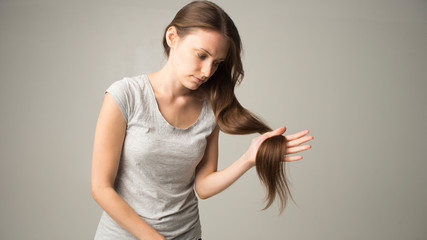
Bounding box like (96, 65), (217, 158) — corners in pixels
(163, 1), (291, 213)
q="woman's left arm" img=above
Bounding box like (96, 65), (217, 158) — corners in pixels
(194, 126), (251, 199)
(194, 126), (313, 199)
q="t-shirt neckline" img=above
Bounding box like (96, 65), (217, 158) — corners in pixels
(142, 74), (206, 131)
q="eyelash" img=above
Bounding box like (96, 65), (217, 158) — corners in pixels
(197, 53), (207, 60)
(197, 53), (222, 66)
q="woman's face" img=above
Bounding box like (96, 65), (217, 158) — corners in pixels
(167, 27), (229, 90)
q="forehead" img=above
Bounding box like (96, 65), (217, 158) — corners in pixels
(180, 28), (229, 58)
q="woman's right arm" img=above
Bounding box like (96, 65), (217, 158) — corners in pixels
(91, 92), (165, 240)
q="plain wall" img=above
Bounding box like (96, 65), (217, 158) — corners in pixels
(1, 0), (426, 239)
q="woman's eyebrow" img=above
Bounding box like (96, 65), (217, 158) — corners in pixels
(200, 48), (225, 61)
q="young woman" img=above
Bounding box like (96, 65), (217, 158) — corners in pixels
(91, 1), (313, 240)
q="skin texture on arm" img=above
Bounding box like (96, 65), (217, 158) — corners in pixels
(194, 126), (253, 199)
(91, 93), (166, 240)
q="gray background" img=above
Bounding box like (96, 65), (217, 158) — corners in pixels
(1, 0), (426, 239)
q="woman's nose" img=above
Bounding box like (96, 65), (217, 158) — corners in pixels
(201, 62), (213, 78)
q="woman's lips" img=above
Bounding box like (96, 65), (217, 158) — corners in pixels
(193, 76), (204, 84)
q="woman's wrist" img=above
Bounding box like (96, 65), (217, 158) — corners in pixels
(241, 151), (256, 169)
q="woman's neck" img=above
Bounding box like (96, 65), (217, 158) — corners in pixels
(148, 64), (193, 100)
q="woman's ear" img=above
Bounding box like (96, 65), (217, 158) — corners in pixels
(166, 26), (179, 49)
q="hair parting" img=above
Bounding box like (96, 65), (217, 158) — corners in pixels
(164, 1), (293, 213)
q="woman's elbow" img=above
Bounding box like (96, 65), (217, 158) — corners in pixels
(196, 192), (210, 200)
(91, 184), (110, 203)
(91, 185), (101, 202)
(195, 185), (212, 200)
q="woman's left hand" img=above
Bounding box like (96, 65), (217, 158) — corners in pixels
(245, 126), (314, 167)
(281, 127), (313, 162)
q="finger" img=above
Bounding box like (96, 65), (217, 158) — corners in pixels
(285, 129), (310, 141)
(286, 135), (314, 148)
(283, 155), (303, 162)
(264, 126), (286, 138)
(286, 144), (312, 154)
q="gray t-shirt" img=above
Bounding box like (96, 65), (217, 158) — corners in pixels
(94, 74), (217, 240)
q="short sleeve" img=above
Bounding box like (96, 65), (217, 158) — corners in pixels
(105, 78), (134, 123)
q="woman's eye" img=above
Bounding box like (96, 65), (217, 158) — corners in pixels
(213, 61), (223, 66)
(197, 53), (207, 59)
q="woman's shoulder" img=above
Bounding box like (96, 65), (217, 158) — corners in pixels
(108, 74), (149, 96)
(120, 73), (147, 89)
(105, 74), (151, 122)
